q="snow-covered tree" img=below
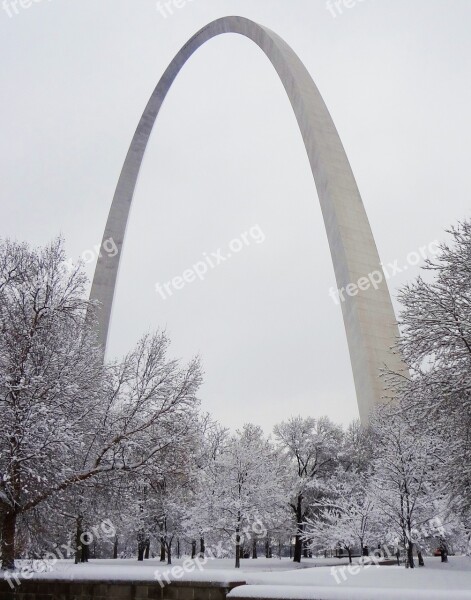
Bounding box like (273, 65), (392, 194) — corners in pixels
(0, 238), (103, 569)
(390, 221), (471, 526)
(206, 424), (286, 568)
(304, 468), (379, 563)
(341, 420), (374, 473)
(274, 416), (343, 562)
(182, 417), (229, 559)
(0, 238), (202, 570)
(383, 219), (471, 562)
(369, 405), (444, 568)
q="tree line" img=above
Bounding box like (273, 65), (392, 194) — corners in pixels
(1, 221), (470, 570)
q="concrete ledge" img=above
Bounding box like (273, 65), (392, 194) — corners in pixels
(0, 579), (247, 600)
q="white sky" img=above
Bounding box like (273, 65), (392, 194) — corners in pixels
(1, 0), (470, 431)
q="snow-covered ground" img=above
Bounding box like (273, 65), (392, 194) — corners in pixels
(1, 557), (324, 583)
(230, 555), (471, 599)
(2, 556), (471, 599)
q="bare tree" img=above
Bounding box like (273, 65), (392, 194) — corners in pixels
(0, 238), (202, 570)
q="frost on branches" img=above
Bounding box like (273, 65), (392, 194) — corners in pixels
(2, 220), (471, 571)
(0, 238), (202, 570)
(304, 468), (379, 563)
(274, 416), (343, 562)
(385, 220), (471, 559)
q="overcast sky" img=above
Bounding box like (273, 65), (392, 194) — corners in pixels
(1, 0), (470, 432)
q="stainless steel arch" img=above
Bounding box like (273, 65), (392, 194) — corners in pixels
(90, 16), (403, 423)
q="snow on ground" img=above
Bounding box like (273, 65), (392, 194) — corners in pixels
(230, 556), (471, 600)
(2, 556), (471, 599)
(1, 557), (324, 584)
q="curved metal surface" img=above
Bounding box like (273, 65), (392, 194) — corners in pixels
(90, 16), (404, 422)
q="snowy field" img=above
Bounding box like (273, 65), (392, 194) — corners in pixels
(229, 556), (471, 599)
(2, 557), (325, 582)
(2, 557), (471, 599)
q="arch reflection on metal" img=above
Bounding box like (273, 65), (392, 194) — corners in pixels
(90, 16), (403, 423)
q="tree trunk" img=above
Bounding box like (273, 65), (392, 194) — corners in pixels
(418, 549), (424, 566)
(80, 534), (90, 562)
(265, 537), (270, 559)
(167, 542), (172, 565)
(199, 537), (205, 558)
(191, 540), (196, 559)
(293, 494), (303, 563)
(440, 541), (449, 563)
(1, 511), (17, 570)
(406, 543), (415, 569)
(75, 516), (83, 565)
(252, 539), (257, 559)
(137, 532), (146, 561)
(293, 531), (303, 562)
(144, 538), (150, 559)
(405, 511), (415, 569)
(160, 539), (166, 562)
(81, 534), (90, 563)
(235, 528), (241, 569)
(176, 539), (180, 559)
(137, 540), (145, 561)
(113, 535), (118, 559)
(347, 547), (352, 564)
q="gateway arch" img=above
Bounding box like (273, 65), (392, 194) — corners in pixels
(90, 16), (404, 423)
